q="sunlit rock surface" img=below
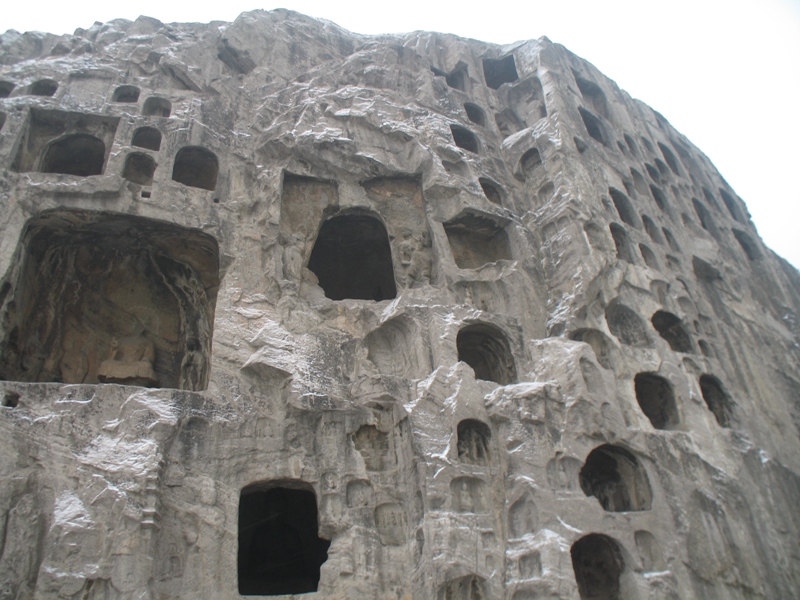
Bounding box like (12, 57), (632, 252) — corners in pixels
(0, 9), (799, 599)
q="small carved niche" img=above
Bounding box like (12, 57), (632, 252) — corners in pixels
(12, 108), (119, 176)
(351, 425), (391, 470)
(578, 107), (606, 145)
(444, 212), (511, 269)
(238, 482), (330, 596)
(457, 419), (491, 465)
(131, 126), (162, 151)
(605, 302), (651, 347)
(365, 316), (428, 377)
(719, 188), (744, 222)
(700, 374), (733, 427)
(651, 310), (693, 353)
(478, 178), (503, 205)
(464, 102), (486, 126)
(573, 72), (609, 119)
(579, 445), (653, 512)
(450, 124), (479, 153)
(457, 323), (517, 385)
(482, 55), (518, 89)
(658, 142), (681, 176)
(571, 534), (625, 600)
(0, 209), (219, 391)
(508, 495), (538, 539)
(123, 152), (156, 185)
(375, 503), (407, 546)
(450, 476), (488, 513)
(29, 79), (58, 96)
(172, 146), (218, 191)
(609, 223), (634, 263)
(570, 328), (613, 370)
(635, 373), (680, 430)
(608, 187), (640, 229)
(142, 96), (171, 117)
(732, 229), (761, 261)
(112, 85), (140, 103)
(0, 81), (15, 97)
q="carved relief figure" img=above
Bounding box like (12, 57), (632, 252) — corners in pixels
(98, 326), (158, 386)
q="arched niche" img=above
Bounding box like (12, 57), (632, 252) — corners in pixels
(0, 81), (15, 98)
(0, 210), (219, 391)
(307, 213), (396, 301)
(605, 302), (651, 347)
(609, 223), (634, 263)
(30, 79), (57, 96)
(519, 147), (542, 178)
(0, 112), (5, 132)
(700, 374), (733, 427)
(444, 212), (511, 269)
(478, 178), (503, 205)
(574, 73), (609, 119)
(578, 107), (606, 146)
(639, 243), (659, 269)
(457, 419), (491, 465)
(142, 96), (171, 117)
(112, 85), (140, 103)
(41, 134), (105, 176)
(651, 310), (693, 353)
(635, 373), (680, 430)
(609, 188), (640, 229)
(571, 534), (626, 600)
(570, 328), (614, 370)
(642, 215), (664, 244)
(658, 142), (681, 176)
(122, 152), (156, 185)
(131, 126), (162, 151)
(172, 146), (218, 191)
(439, 574), (486, 599)
(457, 322), (516, 385)
(238, 482), (330, 596)
(450, 124), (479, 153)
(450, 476), (489, 513)
(464, 102), (486, 126)
(579, 445), (652, 512)
(649, 184), (669, 211)
(483, 54), (518, 89)
(733, 229), (761, 261)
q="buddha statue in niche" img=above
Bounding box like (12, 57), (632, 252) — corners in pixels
(98, 326), (158, 386)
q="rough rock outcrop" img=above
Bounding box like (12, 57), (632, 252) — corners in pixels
(0, 9), (799, 599)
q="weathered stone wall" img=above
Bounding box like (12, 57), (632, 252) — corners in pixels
(0, 9), (798, 599)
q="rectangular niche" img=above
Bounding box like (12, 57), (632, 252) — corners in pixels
(0, 209), (220, 390)
(11, 108), (120, 175)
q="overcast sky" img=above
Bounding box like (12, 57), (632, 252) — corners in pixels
(4, 0), (799, 268)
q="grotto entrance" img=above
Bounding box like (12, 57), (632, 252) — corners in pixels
(571, 534), (625, 600)
(238, 483), (330, 596)
(0, 210), (220, 390)
(307, 213), (397, 301)
(457, 322), (516, 385)
(579, 445), (652, 512)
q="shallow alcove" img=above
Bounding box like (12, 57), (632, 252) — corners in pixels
(662, 228), (681, 253)
(574, 73), (609, 119)
(171, 146), (218, 190)
(630, 168), (649, 195)
(519, 147), (542, 178)
(571, 534), (626, 600)
(645, 163), (661, 183)
(0, 210), (219, 390)
(642, 215), (664, 244)
(574, 136), (588, 153)
(0, 81), (15, 97)
(570, 328), (614, 370)
(131, 126), (162, 151)
(238, 483), (330, 596)
(617, 141), (628, 155)
(122, 152), (156, 185)
(578, 107), (606, 145)
(439, 574), (486, 599)
(658, 142), (681, 175)
(702, 187), (722, 212)
(651, 310), (693, 353)
(605, 302), (651, 347)
(733, 229), (761, 261)
(624, 134), (638, 156)
(450, 476), (489, 512)
(307, 213), (396, 301)
(478, 177), (503, 205)
(457, 419), (491, 465)
(609, 188), (640, 228)
(654, 159), (670, 178)
(450, 124), (479, 153)
(700, 374), (733, 427)
(579, 445), (653, 511)
(3, 391), (20, 408)
(495, 108), (526, 138)
(41, 134), (105, 176)
(443, 213), (511, 269)
(0, 112), (6, 131)
(640, 136), (655, 154)
(30, 79), (58, 96)
(639, 243), (659, 269)
(142, 96), (171, 117)
(482, 54), (518, 89)
(718, 188), (743, 222)
(112, 85), (140, 103)
(609, 223), (634, 263)
(635, 373), (680, 429)
(464, 102), (486, 126)
(457, 322), (516, 385)
(692, 198), (716, 234)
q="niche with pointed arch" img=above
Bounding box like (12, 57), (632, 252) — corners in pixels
(571, 534), (626, 600)
(457, 322), (516, 385)
(0, 209), (220, 391)
(238, 482), (330, 596)
(307, 213), (396, 301)
(579, 445), (652, 511)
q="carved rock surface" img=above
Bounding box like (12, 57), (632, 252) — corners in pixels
(0, 9), (799, 599)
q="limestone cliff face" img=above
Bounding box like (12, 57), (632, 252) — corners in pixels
(0, 9), (798, 599)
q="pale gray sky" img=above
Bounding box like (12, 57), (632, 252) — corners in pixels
(4, 0), (799, 268)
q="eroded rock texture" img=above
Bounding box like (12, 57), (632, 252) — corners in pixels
(0, 9), (799, 599)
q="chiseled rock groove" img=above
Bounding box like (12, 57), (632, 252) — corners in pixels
(0, 9), (798, 599)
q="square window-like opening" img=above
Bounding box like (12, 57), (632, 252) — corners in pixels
(238, 484), (330, 596)
(0, 210), (219, 390)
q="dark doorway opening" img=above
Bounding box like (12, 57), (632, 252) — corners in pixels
(571, 534), (625, 600)
(457, 322), (516, 385)
(307, 214), (396, 301)
(238, 484), (330, 596)
(41, 134), (105, 176)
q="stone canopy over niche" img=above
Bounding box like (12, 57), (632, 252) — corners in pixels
(11, 108), (119, 175)
(0, 210), (220, 390)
